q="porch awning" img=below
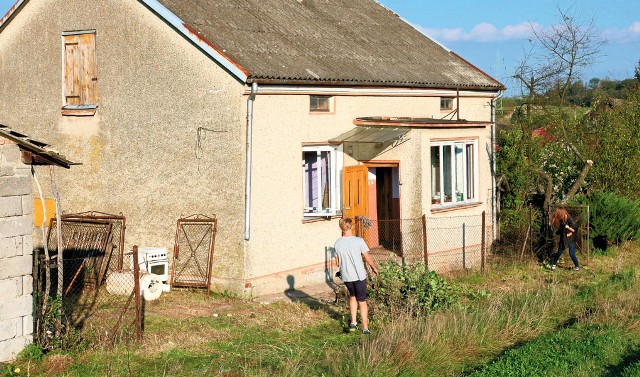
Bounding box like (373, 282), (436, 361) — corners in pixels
(0, 124), (75, 168)
(329, 126), (409, 144)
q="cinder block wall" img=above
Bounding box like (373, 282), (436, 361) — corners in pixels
(0, 140), (34, 362)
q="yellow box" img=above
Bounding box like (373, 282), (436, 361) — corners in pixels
(33, 198), (56, 227)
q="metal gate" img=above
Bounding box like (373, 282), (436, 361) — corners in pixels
(171, 214), (217, 292)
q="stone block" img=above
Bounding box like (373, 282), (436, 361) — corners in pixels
(0, 165), (14, 177)
(22, 315), (33, 336)
(0, 215), (31, 238)
(0, 318), (18, 342)
(0, 196), (22, 217)
(0, 295), (32, 321)
(0, 255), (32, 281)
(0, 336), (30, 363)
(14, 165), (31, 177)
(21, 195), (34, 216)
(0, 176), (30, 197)
(22, 275), (33, 296)
(21, 235), (33, 256)
(0, 277), (20, 301)
(1, 144), (21, 164)
(0, 237), (18, 259)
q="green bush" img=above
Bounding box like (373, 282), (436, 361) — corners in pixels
(17, 343), (44, 362)
(368, 260), (467, 319)
(572, 192), (640, 249)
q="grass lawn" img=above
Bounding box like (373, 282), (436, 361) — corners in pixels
(3, 242), (640, 376)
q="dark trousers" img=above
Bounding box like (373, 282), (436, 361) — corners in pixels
(553, 243), (579, 267)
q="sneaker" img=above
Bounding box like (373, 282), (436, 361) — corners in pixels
(349, 323), (357, 332)
(551, 265), (556, 270)
(574, 266), (581, 271)
(362, 329), (371, 335)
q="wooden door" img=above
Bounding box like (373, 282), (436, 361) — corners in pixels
(342, 165), (369, 220)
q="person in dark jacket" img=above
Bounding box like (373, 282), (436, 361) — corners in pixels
(550, 207), (580, 270)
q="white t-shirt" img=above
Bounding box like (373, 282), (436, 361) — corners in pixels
(334, 236), (370, 282)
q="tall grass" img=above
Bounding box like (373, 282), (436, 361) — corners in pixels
(7, 243), (640, 376)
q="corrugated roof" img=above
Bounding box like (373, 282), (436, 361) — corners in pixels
(154, 0), (504, 91)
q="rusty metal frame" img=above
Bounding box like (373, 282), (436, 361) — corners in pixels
(60, 211), (127, 271)
(47, 217), (113, 291)
(172, 214), (217, 292)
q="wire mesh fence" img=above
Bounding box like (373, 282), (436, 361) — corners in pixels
(425, 213), (489, 273)
(33, 215), (141, 351)
(355, 212), (489, 274)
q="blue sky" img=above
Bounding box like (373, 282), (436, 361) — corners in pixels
(2, 0), (638, 96)
(377, 0), (640, 96)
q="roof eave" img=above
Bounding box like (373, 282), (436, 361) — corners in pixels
(0, 0), (26, 32)
(248, 77), (505, 92)
(139, 0), (250, 83)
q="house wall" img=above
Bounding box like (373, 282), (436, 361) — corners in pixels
(0, 141), (33, 362)
(246, 92), (495, 296)
(0, 0), (498, 297)
(0, 0), (247, 285)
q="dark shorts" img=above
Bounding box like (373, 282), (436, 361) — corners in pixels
(344, 279), (367, 302)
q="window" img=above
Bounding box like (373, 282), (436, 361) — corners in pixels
(431, 140), (477, 206)
(310, 95), (332, 113)
(440, 97), (454, 111)
(62, 30), (98, 116)
(302, 145), (342, 217)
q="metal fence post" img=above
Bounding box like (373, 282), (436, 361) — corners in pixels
(462, 223), (466, 270)
(133, 245), (143, 342)
(422, 214), (428, 269)
(481, 211), (486, 274)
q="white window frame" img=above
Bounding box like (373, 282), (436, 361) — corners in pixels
(302, 144), (343, 217)
(440, 97), (454, 111)
(430, 139), (478, 207)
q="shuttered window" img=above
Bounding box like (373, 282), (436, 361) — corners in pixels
(62, 30), (98, 116)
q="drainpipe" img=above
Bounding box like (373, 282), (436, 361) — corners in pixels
(244, 82), (258, 241)
(491, 89), (504, 241)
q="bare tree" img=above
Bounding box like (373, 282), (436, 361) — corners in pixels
(511, 6), (604, 207)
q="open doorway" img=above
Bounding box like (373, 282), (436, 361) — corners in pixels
(366, 163), (400, 250)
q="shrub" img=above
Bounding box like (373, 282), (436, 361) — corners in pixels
(368, 260), (468, 319)
(572, 192), (640, 249)
(17, 343), (44, 362)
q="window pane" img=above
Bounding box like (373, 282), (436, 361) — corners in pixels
(303, 151), (318, 211)
(431, 146), (441, 204)
(454, 144), (464, 202)
(466, 143), (474, 199)
(303, 147), (334, 215)
(320, 151), (330, 210)
(440, 97), (453, 110)
(310, 96), (331, 112)
(443, 145), (452, 203)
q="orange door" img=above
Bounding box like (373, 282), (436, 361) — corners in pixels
(342, 165), (369, 221)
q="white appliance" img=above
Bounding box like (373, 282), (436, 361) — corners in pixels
(130, 247), (171, 292)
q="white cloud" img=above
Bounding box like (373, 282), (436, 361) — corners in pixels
(416, 21), (539, 43)
(602, 21), (640, 43)
(417, 19), (640, 45)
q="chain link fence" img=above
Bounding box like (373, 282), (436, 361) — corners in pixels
(355, 212), (490, 274)
(33, 214), (142, 351)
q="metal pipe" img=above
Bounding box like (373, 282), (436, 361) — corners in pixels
(491, 89), (504, 241)
(244, 82), (258, 240)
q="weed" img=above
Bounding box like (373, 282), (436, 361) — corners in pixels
(17, 343), (44, 362)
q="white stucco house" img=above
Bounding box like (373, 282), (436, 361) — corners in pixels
(0, 0), (504, 297)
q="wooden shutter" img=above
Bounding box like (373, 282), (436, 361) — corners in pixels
(63, 35), (81, 105)
(63, 31), (97, 112)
